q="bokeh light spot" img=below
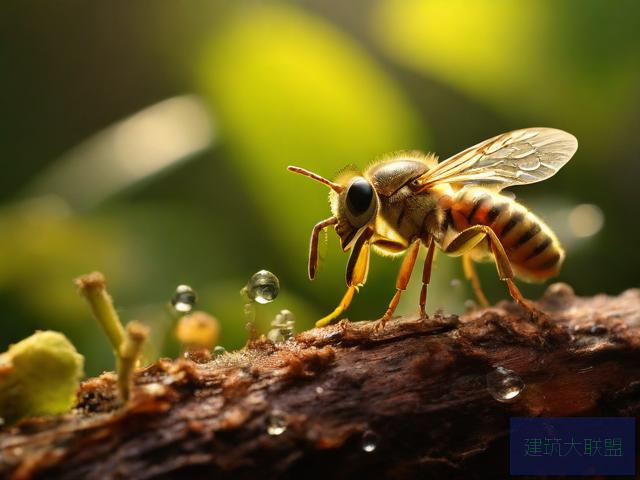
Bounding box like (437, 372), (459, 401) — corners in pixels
(568, 204), (604, 238)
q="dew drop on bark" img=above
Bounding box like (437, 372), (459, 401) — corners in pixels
(266, 410), (288, 436)
(464, 299), (477, 312)
(268, 309), (296, 343)
(486, 366), (524, 402)
(361, 430), (379, 453)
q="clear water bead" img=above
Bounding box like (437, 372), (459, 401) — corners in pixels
(518, 155), (541, 171)
(450, 278), (461, 288)
(589, 324), (607, 335)
(486, 366), (524, 402)
(266, 410), (288, 436)
(213, 345), (226, 356)
(142, 383), (166, 396)
(246, 270), (280, 304)
(361, 430), (379, 453)
(267, 329), (285, 343)
(171, 284), (197, 313)
(268, 309), (295, 343)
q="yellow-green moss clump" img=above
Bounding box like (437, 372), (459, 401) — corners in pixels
(0, 330), (84, 424)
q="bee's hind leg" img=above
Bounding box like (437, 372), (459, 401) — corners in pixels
(462, 253), (490, 309)
(443, 225), (538, 314)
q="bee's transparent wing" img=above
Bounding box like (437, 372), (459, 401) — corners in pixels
(416, 128), (578, 191)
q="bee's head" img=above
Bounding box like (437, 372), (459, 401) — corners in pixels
(288, 166), (378, 251)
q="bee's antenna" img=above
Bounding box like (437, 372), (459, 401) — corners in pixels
(287, 166), (344, 193)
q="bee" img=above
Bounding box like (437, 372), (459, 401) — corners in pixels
(288, 128), (578, 328)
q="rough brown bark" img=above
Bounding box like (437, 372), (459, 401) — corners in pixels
(1, 284), (639, 479)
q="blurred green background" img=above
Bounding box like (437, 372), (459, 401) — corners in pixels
(1, 0), (638, 376)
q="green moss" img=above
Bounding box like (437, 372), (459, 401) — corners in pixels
(0, 331), (84, 424)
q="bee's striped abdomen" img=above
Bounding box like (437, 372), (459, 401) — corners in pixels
(449, 188), (564, 281)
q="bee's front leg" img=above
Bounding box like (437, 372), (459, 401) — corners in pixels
(376, 239), (421, 330)
(316, 230), (371, 328)
(315, 286), (357, 328)
(308, 217), (337, 280)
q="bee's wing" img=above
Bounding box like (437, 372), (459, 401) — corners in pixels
(416, 128), (577, 191)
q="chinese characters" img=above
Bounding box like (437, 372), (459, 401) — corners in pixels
(525, 438), (622, 457)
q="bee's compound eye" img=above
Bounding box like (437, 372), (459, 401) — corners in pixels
(346, 179), (374, 216)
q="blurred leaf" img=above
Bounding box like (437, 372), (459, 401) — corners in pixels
(373, 0), (640, 140)
(0, 199), (233, 375)
(26, 96), (215, 211)
(197, 4), (427, 303)
(0, 197), (130, 324)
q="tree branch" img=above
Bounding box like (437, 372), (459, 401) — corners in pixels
(1, 283), (639, 479)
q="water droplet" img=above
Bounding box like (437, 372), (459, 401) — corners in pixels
(266, 410), (287, 436)
(268, 309), (296, 343)
(162, 374), (177, 385)
(545, 282), (574, 298)
(213, 345), (226, 356)
(589, 324), (607, 335)
(510, 141), (537, 161)
(361, 430), (378, 453)
(464, 299), (477, 312)
(267, 329), (285, 343)
(142, 383), (166, 396)
(246, 270), (280, 304)
(518, 156), (541, 171)
(450, 278), (461, 288)
(182, 347), (212, 363)
(486, 366), (524, 402)
(172, 285), (197, 313)
(315, 386), (325, 395)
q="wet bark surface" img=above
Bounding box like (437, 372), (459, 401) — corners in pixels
(1, 283), (639, 479)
